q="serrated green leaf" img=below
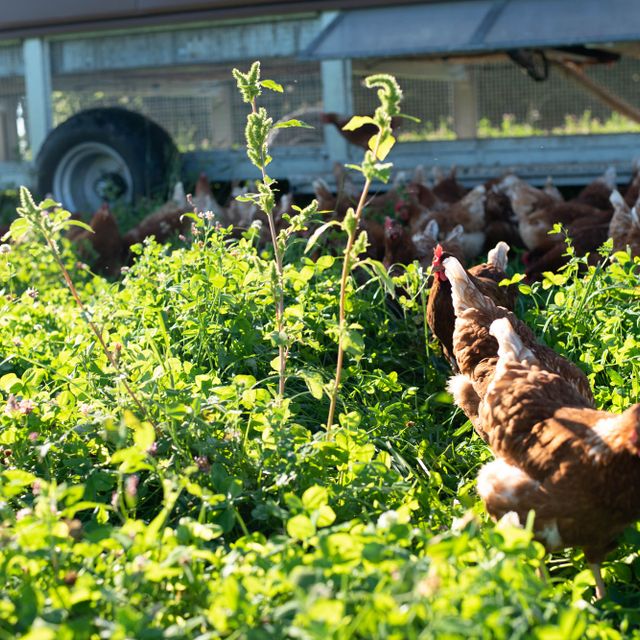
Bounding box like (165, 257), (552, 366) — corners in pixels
(274, 119), (313, 129)
(66, 219), (94, 233)
(9, 217), (31, 241)
(352, 230), (368, 256)
(371, 133), (395, 161)
(342, 115), (376, 131)
(304, 220), (341, 254)
(38, 198), (59, 209)
(302, 371), (324, 399)
(302, 485), (328, 510)
(261, 79), (283, 92)
(287, 514), (315, 540)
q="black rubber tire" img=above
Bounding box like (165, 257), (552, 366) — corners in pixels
(36, 107), (178, 213)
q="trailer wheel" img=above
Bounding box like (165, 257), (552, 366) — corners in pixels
(36, 107), (178, 213)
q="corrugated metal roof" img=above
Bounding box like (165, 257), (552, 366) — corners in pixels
(485, 0), (640, 48)
(304, 0), (640, 59)
(0, 0), (428, 40)
(305, 1), (495, 59)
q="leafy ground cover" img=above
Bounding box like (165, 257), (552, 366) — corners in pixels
(0, 65), (639, 638)
(398, 111), (640, 142)
(0, 195), (639, 639)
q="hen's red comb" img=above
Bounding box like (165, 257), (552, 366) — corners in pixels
(434, 244), (444, 259)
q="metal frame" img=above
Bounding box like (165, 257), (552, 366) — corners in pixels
(304, 0), (640, 60)
(0, 4), (639, 191)
(183, 132), (640, 191)
(23, 38), (52, 159)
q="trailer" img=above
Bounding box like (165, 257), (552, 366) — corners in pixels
(2, 1), (640, 213)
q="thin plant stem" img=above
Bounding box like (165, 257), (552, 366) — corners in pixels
(326, 136), (382, 434)
(37, 221), (154, 426)
(250, 97), (288, 400)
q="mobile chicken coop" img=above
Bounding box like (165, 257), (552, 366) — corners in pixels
(2, 0), (640, 212)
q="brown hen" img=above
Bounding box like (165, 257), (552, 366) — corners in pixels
(426, 185), (487, 261)
(609, 190), (640, 257)
(573, 166), (616, 212)
(123, 182), (191, 247)
(382, 216), (418, 273)
(426, 241), (516, 372)
(432, 166), (469, 203)
(524, 207), (611, 280)
(476, 316), (640, 598)
(442, 256), (594, 440)
(72, 203), (125, 275)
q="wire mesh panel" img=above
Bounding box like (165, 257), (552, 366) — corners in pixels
(230, 61), (324, 147)
(352, 72), (454, 141)
(0, 75), (26, 161)
(51, 59), (323, 152)
(352, 55), (640, 141)
(474, 56), (640, 136)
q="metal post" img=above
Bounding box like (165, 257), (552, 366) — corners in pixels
(320, 11), (353, 164)
(0, 102), (9, 162)
(23, 38), (52, 159)
(211, 82), (234, 148)
(453, 68), (477, 139)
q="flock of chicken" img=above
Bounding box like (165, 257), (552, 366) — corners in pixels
(424, 239), (640, 599)
(64, 172), (284, 274)
(315, 161), (640, 281)
(41, 148), (640, 597)
(62, 154), (640, 281)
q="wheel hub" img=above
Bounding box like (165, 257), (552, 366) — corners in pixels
(94, 172), (128, 201)
(53, 142), (134, 213)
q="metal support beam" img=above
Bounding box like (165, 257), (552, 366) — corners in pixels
(210, 83), (233, 149)
(23, 38), (52, 158)
(556, 59), (640, 125)
(0, 97), (19, 161)
(320, 12), (352, 163)
(453, 69), (477, 139)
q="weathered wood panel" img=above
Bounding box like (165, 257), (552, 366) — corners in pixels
(0, 44), (24, 78)
(50, 17), (322, 74)
(182, 134), (640, 190)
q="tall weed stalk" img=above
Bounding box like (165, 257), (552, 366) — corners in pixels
(232, 62), (316, 401)
(8, 188), (154, 424)
(321, 74), (405, 433)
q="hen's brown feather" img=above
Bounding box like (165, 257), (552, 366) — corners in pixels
(443, 257), (594, 439)
(432, 167), (469, 203)
(477, 318), (640, 564)
(71, 203), (125, 275)
(426, 243), (516, 374)
(609, 190), (640, 257)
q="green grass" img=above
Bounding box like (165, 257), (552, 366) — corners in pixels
(397, 111), (640, 142)
(0, 200), (639, 638)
